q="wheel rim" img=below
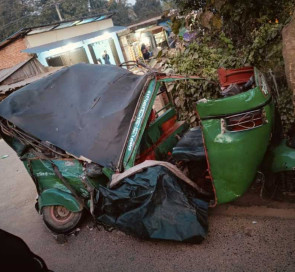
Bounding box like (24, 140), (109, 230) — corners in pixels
(50, 206), (74, 223)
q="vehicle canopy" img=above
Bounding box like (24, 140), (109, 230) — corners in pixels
(0, 63), (150, 169)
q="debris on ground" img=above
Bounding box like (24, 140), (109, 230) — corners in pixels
(54, 234), (67, 244)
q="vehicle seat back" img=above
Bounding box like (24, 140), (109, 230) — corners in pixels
(172, 127), (206, 161)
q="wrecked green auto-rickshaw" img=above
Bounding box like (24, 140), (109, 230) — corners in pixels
(0, 63), (295, 241)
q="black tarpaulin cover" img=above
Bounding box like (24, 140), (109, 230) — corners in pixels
(0, 63), (148, 168)
(97, 166), (209, 243)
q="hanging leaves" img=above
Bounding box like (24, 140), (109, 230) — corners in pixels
(166, 0), (295, 132)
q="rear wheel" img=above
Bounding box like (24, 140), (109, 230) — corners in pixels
(42, 205), (83, 234)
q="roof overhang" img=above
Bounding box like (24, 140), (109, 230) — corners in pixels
(22, 26), (126, 54)
(0, 12), (114, 50)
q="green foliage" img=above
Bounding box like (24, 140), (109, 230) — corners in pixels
(108, 0), (134, 25)
(248, 22), (284, 72)
(162, 0), (177, 10)
(59, 0), (89, 19)
(169, 36), (245, 123)
(167, 0), (205, 12)
(0, 0), (139, 41)
(220, 0), (293, 44)
(171, 17), (182, 35)
(276, 88), (295, 135)
(133, 0), (162, 20)
(0, 0), (33, 40)
(166, 0), (295, 130)
(90, 0), (108, 10)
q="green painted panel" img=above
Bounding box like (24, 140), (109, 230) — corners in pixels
(140, 108), (177, 151)
(266, 140), (295, 173)
(39, 188), (83, 212)
(124, 80), (160, 169)
(25, 159), (89, 198)
(158, 77), (207, 83)
(197, 87), (271, 119)
(201, 103), (274, 204)
(154, 123), (189, 160)
(144, 125), (161, 147)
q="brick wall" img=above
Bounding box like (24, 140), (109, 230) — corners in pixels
(0, 38), (31, 70)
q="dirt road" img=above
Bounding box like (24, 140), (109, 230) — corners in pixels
(0, 139), (295, 272)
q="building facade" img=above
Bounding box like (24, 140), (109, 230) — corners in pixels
(117, 16), (170, 62)
(0, 14), (126, 69)
(0, 38), (31, 70)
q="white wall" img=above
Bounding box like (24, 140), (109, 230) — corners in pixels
(112, 33), (125, 64)
(26, 19), (114, 48)
(37, 41), (85, 66)
(37, 31), (125, 66)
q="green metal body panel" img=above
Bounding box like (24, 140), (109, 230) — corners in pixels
(197, 87), (271, 119)
(102, 167), (114, 179)
(158, 77), (207, 83)
(123, 80), (188, 167)
(24, 159), (89, 198)
(23, 158), (108, 211)
(139, 121), (188, 160)
(198, 87), (274, 204)
(123, 79), (160, 169)
(38, 188), (83, 212)
(197, 68), (271, 119)
(266, 140), (295, 173)
(143, 108), (177, 146)
(139, 108), (181, 151)
(153, 124), (188, 160)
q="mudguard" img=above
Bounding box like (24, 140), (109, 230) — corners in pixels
(38, 188), (83, 213)
(268, 140), (295, 173)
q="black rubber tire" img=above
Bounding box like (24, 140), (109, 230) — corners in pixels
(42, 205), (83, 234)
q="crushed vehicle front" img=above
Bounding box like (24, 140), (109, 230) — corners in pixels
(0, 63), (209, 242)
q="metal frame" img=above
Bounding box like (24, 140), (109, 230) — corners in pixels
(222, 108), (267, 133)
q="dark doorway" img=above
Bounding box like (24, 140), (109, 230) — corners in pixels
(46, 47), (89, 66)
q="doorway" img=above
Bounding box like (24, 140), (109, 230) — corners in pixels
(46, 47), (89, 66)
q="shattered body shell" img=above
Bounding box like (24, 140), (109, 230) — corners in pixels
(197, 84), (274, 204)
(0, 64), (148, 169)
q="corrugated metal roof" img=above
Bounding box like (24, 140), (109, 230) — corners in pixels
(127, 16), (162, 30)
(25, 14), (113, 35)
(0, 13), (114, 50)
(0, 67), (62, 95)
(23, 26), (127, 54)
(28, 25), (59, 35)
(0, 58), (33, 84)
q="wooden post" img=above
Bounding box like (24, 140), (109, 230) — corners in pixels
(55, 3), (63, 22)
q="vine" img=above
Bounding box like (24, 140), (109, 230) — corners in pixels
(166, 0), (295, 134)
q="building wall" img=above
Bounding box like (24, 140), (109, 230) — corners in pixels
(37, 32), (125, 67)
(26, 19), (114, 48)
(112, 33), (125, 64)
(0, 38), (31, 70)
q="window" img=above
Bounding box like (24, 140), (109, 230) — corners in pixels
(224, 109), (266, 132)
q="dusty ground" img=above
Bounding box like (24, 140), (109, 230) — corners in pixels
(0, 139), (295, 272)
